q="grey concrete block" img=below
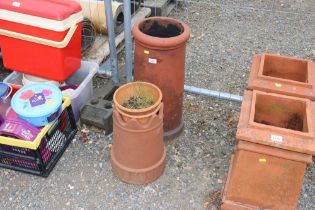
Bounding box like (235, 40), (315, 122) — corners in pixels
(80, 98), (113, 134)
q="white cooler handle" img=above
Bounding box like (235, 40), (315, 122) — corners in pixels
(0, 23), (78, 48)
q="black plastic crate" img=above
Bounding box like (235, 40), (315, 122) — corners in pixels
(0, 100), (77, 177)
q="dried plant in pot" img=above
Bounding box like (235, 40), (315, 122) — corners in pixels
(111, 81), (166, 184)
(113, 81), (162, 124)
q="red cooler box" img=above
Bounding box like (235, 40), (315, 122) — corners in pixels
(0, 0), (83, 81)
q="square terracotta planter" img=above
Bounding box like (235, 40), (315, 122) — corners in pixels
(221, 140), (312, 210)
(237, 90), (315, 155)
(248, 54), (315, 100)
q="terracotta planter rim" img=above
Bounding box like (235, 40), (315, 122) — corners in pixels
(261, 53), (309, 63)
(114, 103), (161, 120)
(237, 90), (315, 155)
(113, 81), (162, 114)
(248, 90), (313, 138)
(132, 17), (190, 49)
(237, 140), (313, 163)
(248, 54), (315, 100)
(258, 53), (311, 84)
(113, 109), (163, 133)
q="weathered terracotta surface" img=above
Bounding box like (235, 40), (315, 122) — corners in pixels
(113, 81), (162, 124)
(221, 140), (312, 210)
(133, 17), (190, 140)
(237, 90), (315, 155)
(115, 103), (162, 125)
(111, 104), (166, 184)
(247, 54), (315, 99)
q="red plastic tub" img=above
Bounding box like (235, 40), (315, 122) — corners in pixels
(0, 0), (83, 81)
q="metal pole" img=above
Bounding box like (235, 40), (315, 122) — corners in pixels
(104, 0), (119, 85)
(184, 85), (243, 102)
(123, 0), (133, 82)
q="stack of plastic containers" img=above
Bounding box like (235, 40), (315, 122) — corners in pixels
(0, 0), (96, 176)
(0, 0), (99, 121)
(4, 61), (98, 121)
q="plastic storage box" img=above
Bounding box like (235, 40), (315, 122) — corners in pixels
(4, 61), (98, 121)
(0, 0), (83, 81)
(0, 97), (77, 177)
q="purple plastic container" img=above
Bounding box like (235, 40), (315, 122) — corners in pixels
(0, 116), (3, 125)
(0, 82), (12, 124)
(0, 118), (40, 141)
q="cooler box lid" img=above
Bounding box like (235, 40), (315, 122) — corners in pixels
(0, 0), (81, 20)
(0, 0), (83, 31)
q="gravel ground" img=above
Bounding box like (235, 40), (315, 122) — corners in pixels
(172, 0), (315, 94)
(0, 0), (315, 209)
(0, 95), (239, 210)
